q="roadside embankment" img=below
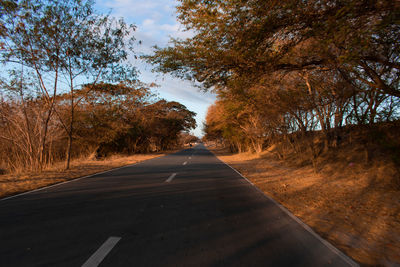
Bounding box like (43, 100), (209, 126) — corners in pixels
(212, 147), (400, 266)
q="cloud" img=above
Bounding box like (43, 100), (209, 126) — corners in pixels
(95, 0), (214, 136)
(98, 0), (177, 21)
(142, 19), (155, 27)
(139, 70), (217, 136)
(137, 21), (193, 47)
(139, 70), (216, 105)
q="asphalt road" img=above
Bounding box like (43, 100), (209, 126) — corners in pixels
(0, 144), (357, 266)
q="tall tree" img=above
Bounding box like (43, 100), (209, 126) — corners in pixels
(0, 0), (137, 169)
(146, 0), (399, 97)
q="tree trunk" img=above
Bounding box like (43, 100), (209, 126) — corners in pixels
(40, 66), (58, 170)
(66, 95), (74, 169)
(66, 132), (72, 170)
(40, 108), (52, 169)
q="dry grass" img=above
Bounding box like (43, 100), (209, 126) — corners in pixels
(212, 146), (400, 266)
(0, 152), (171, 199)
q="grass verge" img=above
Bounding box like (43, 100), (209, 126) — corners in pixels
(212, 146), (400, 266)
(0, 151), (173, 199)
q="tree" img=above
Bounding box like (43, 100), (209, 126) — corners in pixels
(179, 132), (199, 145)
(140, 100), (197, 151)
(149, 0), (400, 159)
(147, 0), (399, 97)
(0, 0), (137, 169)
(59, 81), (153, 156)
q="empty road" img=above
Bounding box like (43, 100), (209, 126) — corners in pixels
(0, 144), (357, 266)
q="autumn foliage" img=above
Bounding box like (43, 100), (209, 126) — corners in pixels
(0, 0), (196, 173)
(147, 0), (400, 170)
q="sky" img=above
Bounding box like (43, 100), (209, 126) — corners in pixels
(95, 0), (216, 137)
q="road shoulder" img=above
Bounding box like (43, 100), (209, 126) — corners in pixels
(210, 146), (400, 266)
(0, 150), (181, 200)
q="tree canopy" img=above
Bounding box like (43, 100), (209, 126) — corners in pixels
(147, 0), (400, 157)
(147, 0), (400, 96)
(0, 0), (197, 172)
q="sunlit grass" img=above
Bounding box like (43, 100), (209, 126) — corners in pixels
(0, 153), (169, 199)
(213, 146), (400, 266)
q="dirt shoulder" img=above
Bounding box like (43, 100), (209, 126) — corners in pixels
(212, 147), (400, 266)
(0, 151), (176, 199)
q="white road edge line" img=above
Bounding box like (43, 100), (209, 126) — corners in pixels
(208, 149), (359, 267)
(82, 236), (121, 267)
(165, 173), (177, 183)
(183, 161), (187, 165)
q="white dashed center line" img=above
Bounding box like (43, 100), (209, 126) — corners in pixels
(183, 161), (187, 165)
(82, 236), (121, 267)
(165, 173), (177, 182)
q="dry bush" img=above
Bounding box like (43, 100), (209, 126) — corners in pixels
(214, 123), (400, 265)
